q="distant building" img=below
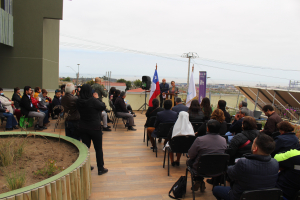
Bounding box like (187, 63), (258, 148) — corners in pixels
(0, 0), (63, 89)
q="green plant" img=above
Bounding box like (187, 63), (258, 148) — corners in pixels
(5, 170), (26, 190)
(34, 159), (62, 177)
(0, 140), (14, 167)
(14, 138), (27, 158)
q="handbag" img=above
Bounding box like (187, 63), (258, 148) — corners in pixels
(169, 176), (187, 199)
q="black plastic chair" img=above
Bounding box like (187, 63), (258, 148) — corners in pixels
(154, 122), (175, 157)
(186, 153), (229, 200)
(164, 135), (196, 176)
(240, 188), (283, 200)
(256, 123), (262, 130)
(191, 122), (203, 132)
(111, 104), (127, 131)
(144, 116), (156, 146)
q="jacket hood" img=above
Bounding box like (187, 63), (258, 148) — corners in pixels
(77, 97), (93, 107)
(242, 129), (259, 140)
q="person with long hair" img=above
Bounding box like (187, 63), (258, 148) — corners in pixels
(112, 90), (120, 104)
(76, 84), (108, 175)
(188, 99), (204, 122)
(196, 108), (227, 136)
(109, 87), (116, 101)
(200, 97), (212, 121)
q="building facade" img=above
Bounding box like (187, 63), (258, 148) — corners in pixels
(0, 0), (63, 90)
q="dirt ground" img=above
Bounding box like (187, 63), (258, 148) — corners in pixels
(0, 136), (79, 194)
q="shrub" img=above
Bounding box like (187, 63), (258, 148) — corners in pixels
(0, 140), (14, 167)
(5, 170), (26, 191)
(34, 159), (62, 177)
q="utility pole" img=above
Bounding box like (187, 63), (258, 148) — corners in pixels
(181, 52), (199, 89)
(77, 64), (80, 86)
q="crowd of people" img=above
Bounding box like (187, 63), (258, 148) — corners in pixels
(0, 77), (138, 176)
(144, 81), (300, 200)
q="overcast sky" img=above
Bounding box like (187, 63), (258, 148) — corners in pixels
(59, 0), (300, 86)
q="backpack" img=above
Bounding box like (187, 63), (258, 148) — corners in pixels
(169, 176), (187, 199)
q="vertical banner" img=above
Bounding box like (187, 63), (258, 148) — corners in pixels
(198, 71), (207, 103)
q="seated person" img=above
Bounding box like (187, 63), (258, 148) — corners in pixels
(167, 111), (195, 166)
(188, 99), (204, 122)
(200, 97), (212, 121)
(52, 89), (62, 119)
(0, 87), (22, 122)
(145, 98), (164, 127)
(12, 87), (22, 110)
(196, 109), (227, 137)
(187, 119), (227, 191)
(112, 90), (120, 104)
(275, 149), (300, 200)
(33, 86), (41, 99)
(147, 100), (177, 149)
(226, 107), (249, 143)
(30, 91), (49, 125)
(109, 87), (116, 101)
(228, 116), (259, 164)
(92, 92), (111, 132)
(213, 133), (279, 200)
(20, 86), (46, 130)
(260, 105), (282, 136)
(172, 97), (188, 114)
(271, 121), (300, 157)
(218, 100), (231, 123)
(239, 100), (254, 117)
(114, 91), (136, 131)
(0, 101), (18, 130)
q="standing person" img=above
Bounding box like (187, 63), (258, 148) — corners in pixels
(260, 105), (282, 136)
(20, 86), (46, 130)
(159, 79), (169, 107)
(76, 84), (108, 175)
(61, 83), (80, 141)
(168, 81), (179, 106)
(91, 77), (107, 101)
(200, 97), (212, 121)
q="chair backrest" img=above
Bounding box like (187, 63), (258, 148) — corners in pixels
(240, 188), (283, 200)
(148, 116), (157, 127)
(256, 123), (262, 130)
(191, 122), (203, 132)
(169, 135), (196, 153)
(227, 123), (232, 131)
(197, 154), (229, 176)
(221, 135), (229, 143)
(157, 123), (175, 138)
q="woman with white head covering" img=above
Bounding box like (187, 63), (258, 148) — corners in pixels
(169, 111), (195, 166)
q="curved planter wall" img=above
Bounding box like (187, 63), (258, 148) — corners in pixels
(0, 132), (92, 200)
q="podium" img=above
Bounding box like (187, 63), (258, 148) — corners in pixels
(166, 93), (175, 108)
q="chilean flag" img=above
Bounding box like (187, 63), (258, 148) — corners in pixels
(148, 68), (160, 107)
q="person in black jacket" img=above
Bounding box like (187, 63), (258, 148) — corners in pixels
(213, 133), (279, 200)
(20, 86), (46, 130)
(271, 121), (300, 157)
(145, 98), (164, 127)
(172, 98), (188, 114)
(218, 100), (231, 123)
(228, 116), (259, 164)
(76, 84), (108, 175)
(114, 92), (136, 131)
(188, 99), (204, 122)
(12, 87), (21, 109)
(52, 89), (62, 119)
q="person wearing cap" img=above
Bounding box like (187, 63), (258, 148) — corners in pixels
(91, 77), (107, 101)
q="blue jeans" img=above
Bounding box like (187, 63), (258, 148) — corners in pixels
(225, 132), (234, 143)
(213, 186), (231, 200)
(40, 110), (49, 124)
(3, 112), (18, 128)
(65, 120), (80, 141)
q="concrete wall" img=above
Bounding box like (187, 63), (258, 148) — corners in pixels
(0, 0), (63, 90)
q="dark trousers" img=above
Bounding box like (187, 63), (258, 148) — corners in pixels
(3, 112), (18, 128)
(213, 186), (231, 200)
(40, 109), (49, 124)
(160, 95), (165, 107)
(79, 128), (104, 170)
(65, 120), (80, 141)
